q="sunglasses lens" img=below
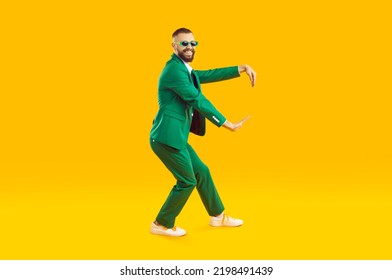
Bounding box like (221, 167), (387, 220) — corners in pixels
(179, 41), (198, 47)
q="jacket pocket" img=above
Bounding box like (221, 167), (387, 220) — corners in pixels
(163, 110), (186, 122)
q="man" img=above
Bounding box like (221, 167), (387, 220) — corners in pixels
(150, 27), (256, 236)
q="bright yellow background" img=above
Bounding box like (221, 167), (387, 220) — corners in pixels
(1, 0), (391, 259)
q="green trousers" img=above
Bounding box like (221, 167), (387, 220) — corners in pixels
(150, 138), (225, 228)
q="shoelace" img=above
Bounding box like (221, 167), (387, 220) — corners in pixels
(223, 214), (232, 222)
(161, 225), (177, 231)
(223, 214), (238, 223)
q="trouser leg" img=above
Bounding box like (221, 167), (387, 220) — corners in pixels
(150, 139), (197, 228)
(186, 143), (225, 216)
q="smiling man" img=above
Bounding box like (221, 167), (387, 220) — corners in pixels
(173, 34), (196, 62)
(149, 27), (256, 236)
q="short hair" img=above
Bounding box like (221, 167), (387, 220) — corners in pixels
(172, 28), (193, 39)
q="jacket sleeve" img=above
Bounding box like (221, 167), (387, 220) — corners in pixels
(195, 66), (240, 84)
(161, 66), (226, 127)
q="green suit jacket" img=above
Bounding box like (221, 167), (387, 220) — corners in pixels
(150, 54), (240, 150)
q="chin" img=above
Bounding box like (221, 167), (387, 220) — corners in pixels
(179, 53), (195, 63)
(186, 56), (194, 63)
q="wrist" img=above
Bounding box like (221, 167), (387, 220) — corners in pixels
(222, 120), (233, 130)
(238, 65), (247, 74)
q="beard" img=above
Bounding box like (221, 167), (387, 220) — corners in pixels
(178, 48), (195, 63)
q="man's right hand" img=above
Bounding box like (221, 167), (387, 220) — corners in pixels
(222, 116), (251, 132)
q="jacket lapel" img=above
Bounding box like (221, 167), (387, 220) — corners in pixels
(190, 71), (205, 136)
(171, 54), (206, 136)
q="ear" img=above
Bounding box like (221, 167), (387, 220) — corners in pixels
(171, 42), (177, 51)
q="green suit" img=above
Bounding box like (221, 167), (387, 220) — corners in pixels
(150, 53), (240, 228)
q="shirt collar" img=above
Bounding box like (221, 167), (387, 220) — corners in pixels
(182, 61), (193, 73)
